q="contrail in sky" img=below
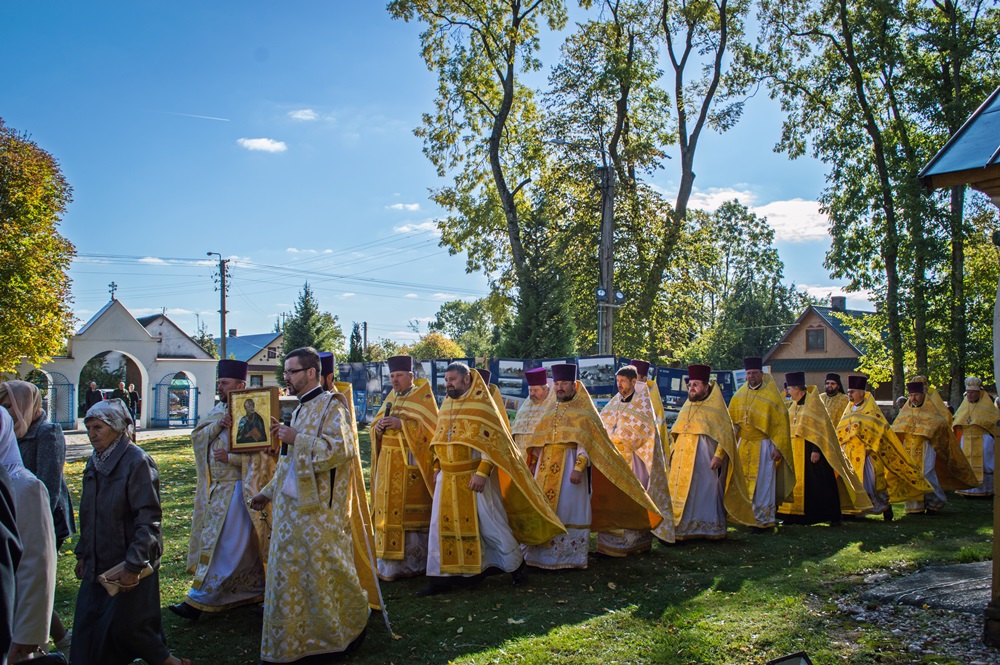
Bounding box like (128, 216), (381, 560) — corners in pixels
(153, 110), (230, 122)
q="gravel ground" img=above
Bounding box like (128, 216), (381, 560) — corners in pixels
(834, 581), (1000, 664)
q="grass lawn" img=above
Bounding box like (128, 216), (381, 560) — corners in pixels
(55, 434), (994, 665)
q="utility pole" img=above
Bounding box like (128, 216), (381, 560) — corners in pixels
(363, 321), (369, 357)
(597, 165), (616, 355)
(207, 252), (230, 359)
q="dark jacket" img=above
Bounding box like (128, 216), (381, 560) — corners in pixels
(74, 435), (162, 579)
(18, 413), (75, 543)
(85, 389), (103, 411)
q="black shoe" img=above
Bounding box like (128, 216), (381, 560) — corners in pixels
(511, 561), (528, 587)
(416, 580), (452, 597)
(168, 602), (202, 621)
(751, 526), (771, 534)
(883, 508), (894, 522)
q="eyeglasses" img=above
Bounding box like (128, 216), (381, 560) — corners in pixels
(283, 368), (308, 378)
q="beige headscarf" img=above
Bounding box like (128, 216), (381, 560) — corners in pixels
(0, 380), (44, 439)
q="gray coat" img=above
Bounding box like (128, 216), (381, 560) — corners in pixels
(74, 435), (162, 580)
(18, 413), (74, 543)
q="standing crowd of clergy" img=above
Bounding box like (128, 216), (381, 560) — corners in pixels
(0, 349), (995, 665)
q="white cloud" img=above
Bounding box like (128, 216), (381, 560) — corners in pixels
(404, 293), (418, 298)
(341, 292), (355, 298)
(286, 248), (300, 253)
(755, 198), (830, 242)
(237, 137), (287, 153)
(288, 109), (318, 121)
(387, 203), (421, 211)
(682, 187), (830, 243)
(388, 331), (421, 342)
(286, 248), (319, 254)
(799, 284), (875, 310)
(393, 220), (440, 235)
(323, 249), (333, 254)
(433, 293), (458, 300)
(138, 256), (167, 265)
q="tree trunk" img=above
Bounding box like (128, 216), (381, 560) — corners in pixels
(949, 184), (967, 405)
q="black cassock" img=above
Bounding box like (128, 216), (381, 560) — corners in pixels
(780, 440), (842, 525)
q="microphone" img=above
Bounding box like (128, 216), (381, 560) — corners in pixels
(384, 403), (392, 419)
(280, 412), (291, 456)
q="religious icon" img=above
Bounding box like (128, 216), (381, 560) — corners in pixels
(228, 387), (279, 453)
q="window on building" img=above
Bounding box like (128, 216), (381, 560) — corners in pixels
(250, 375), (263, 388)
(806, 328), (826, 351)
(267, 347), (277, 359)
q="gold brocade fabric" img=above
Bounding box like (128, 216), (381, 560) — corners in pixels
(778, 387), (872, 514)
(488, 383), (513, 435)
(511, 385), (555, 459)
(601, 385), (658, 470)
(429, 371), (565, 568)
(646, 380), (669, 447)
(334, 383), (383, 612)
(894, 401), (977, 490)
(259, 392), (370, 661)
(953, 396), (1000, 483)
(187, 402), (275, 577)
(820, 392), (850, 424)
(370, 379), (438, 560)
(728, 374), (796, 503)
(535, 381), (663, 533)
(669, 383), (755, 527)
(836, 393), (931, 502)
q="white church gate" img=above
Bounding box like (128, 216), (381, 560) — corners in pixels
(151, 372), (199, 427)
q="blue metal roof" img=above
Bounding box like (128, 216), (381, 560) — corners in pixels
(213, 333), (281, 362)
(920, 85), (1000, 178)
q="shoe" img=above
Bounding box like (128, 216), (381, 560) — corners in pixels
(883, 508), (894, 522)
(415, 581), (451, 597)
(510, 561), (528, 587)
(53, 629), (72, 654)
(168, 602), (202, 621)
(751, 526), (771, 534)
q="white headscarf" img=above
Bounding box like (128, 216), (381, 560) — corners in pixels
(84, 398), (133, 435)
(0, 408), (28, 480)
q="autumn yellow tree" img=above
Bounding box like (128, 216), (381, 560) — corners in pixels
(0, 119), (75, 371)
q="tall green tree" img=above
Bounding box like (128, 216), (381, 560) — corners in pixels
(192, 321), (219, 359)
(276, 283), (345, 384)
(348, 322), (364, 362)
(678, 201), (812, 367)
(429, 296), (509, 358)
(0, 118), (76, 372)
(388, 0), (567, 290)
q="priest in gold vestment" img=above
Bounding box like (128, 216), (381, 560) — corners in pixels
(173, 359), (274, 621)
(819, 373), (849, 424)
(526, 364), (663, 568)
(370, 355), (437, 580)
(511, 368), (555, 460)
(893, 380), (976, 514)
(954, 376), (998, 497)
(727, 358), (795, 531)
(669, 365), (754, 540)
(777, 373), (871, 525)
(419, 364), (564, 596)
(251, 348), (370, 664)
(480, 369), (513, 435)
(598, 364), (674, 554)
(633, 360), (669, 451)
(837, 376), (931, 520)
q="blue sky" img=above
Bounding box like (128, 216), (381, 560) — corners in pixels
(1, 2), (866, 348)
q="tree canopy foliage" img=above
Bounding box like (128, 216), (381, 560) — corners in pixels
(0, 118), (76, 372)
(392, 0), (1000, 390)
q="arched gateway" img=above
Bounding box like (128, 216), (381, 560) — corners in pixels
(7, 299), (217, 430)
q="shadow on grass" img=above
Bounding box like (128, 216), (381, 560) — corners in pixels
(55, 435), (994, 665)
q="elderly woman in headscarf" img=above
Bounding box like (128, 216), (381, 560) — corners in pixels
(0, 380), (75, 655)
(0, 407), (58, 664)
(72, 399), (192, 665)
